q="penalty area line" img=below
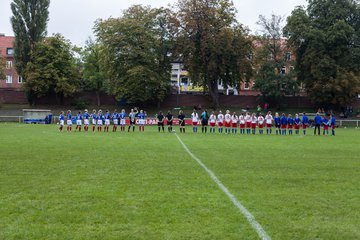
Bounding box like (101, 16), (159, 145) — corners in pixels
(175, 133), (271, 240)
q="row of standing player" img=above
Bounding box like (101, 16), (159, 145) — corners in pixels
(58, 109), (336, 136)
(58, 108), (146, 132)
(157, 109), (336, 136)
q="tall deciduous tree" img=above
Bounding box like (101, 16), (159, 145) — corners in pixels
(94, 5), (172, 104)
(24, 34), (80, 105)
(173, 0), (253, 108)
(284, 0), (360, 107)
(11, 0), (50, 104)
(82, 39), (107, 106)
(253, 14), (299, 106)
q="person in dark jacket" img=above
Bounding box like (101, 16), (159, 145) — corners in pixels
(314, 112), (322, 135)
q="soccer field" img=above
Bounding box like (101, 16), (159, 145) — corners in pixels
(0, 124), (359, 239)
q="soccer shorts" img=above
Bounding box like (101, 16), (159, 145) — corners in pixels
(97, 120), (103, 126)
(60, 120), (64, 126)
(67, 120), (72, 126)
(92, 119), (96, 125)
(105, 119), (110, 125)
(139, 119), (145, 125)
(120, 119), (126, 125)
(84, 119), (89, 125)
(76, 120), (82, 126)
(113, 119), (118, 125)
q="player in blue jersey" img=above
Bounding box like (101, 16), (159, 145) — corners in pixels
(294, 114), (301, 135)
(59, 111), (65, 132)
(119, 109), (126, 132)
(280, 113), (287, 135)
(138, 110), (146, 132)
(302, 112), (309, 135)
(83, 109), (90, 132)
(75, 111), (83, 132)
(91, 109), (97, 132)
(104, 110), (111, 132)
(66, 110), (72, 132)
(97, 110), (104, 132)
(274, 112), (281, 135)
(330, 114), (336, 136)
(112, 110), (119, 132)
(287, 114), (294, 135)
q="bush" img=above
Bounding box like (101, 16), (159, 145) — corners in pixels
(72, 99), (88, 110)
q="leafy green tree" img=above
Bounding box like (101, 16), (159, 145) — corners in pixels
(173, 0), (253, 108)
(82, 39), (107, 106)
(284, 0), (360, 107)
(11, 0), (50, 103)
(253, 14), (299, 106)
(94, 5), (171, 104)
(24, 34), (80, 105)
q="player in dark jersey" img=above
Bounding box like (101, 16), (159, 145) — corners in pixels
(166, 111), (174, 133)
(157, 111), (165, 132)
(178, 110), (186, 133)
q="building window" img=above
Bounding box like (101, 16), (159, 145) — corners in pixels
(18, 76), (23, 83)
(6, 75), (13, 83)
(6, 48), (14, 55)
(244, 81), (250, 90)
(6, 61), (13, 69)
(171, 74), (178, 78)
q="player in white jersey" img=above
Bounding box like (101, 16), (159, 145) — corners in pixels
(265, 111), (274, 134)
(231, 112), (239, 134)
(245, 112), (251, 134)
(258, 114), (265, 134)
(191, 109), (199, 133)
(239, 113), (246, 134)
(209, 111), (217, 133)
(251, 113), (257, 134)
(224, 110), (231, 134)
(217, 110), (224, 133)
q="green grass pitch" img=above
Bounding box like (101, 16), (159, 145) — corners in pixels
(0, 124), (359, 239)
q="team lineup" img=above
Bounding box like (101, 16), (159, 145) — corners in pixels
(58, 108), (337, 136)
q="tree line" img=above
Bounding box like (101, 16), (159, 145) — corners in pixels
(6, 0), (360, 108)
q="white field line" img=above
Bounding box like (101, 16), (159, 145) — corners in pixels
(175, 133), (271, 240)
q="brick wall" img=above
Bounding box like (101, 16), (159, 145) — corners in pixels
(1, 89), (359, 109)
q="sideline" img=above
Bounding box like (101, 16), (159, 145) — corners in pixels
(175, 133), (271, 240)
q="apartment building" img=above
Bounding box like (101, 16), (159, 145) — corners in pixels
(0, 34), (22, 89)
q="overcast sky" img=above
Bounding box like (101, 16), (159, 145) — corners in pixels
(0, 0), (307, 46)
